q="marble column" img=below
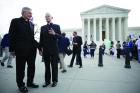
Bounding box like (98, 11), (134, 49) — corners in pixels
(82, 18), (85, 42)
(118, 17), (122, 41)
(106, 18), (109, 40)
(112, 17), (115, 41)
(93, 18), (96, 42)
(88, 18), (90, 42)
(99, 18), (102, 41)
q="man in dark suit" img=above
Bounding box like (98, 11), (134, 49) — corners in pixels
(9, 7), (39, 92)
(39, 13), (61, 87)
(68, 31), (83, 68)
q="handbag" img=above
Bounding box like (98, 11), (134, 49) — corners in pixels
(65, 47), (73, 56)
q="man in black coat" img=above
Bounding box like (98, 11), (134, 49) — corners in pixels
(9, 7), (39, 92)
(68, 31), (83, 68)
(39, 13), (61, 87)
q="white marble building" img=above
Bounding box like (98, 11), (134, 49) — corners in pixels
(80, 5), (130, 43)
(63, 5), (140, 45)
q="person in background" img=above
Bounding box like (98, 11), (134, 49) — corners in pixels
(110, 41), (114, 47)
(0, 33), (13, 68)
(129, 39), (134, 60)
(124, 36), (131, 68)
(135, 36), (140, 63)
(39, 13), (61, 87)
(109, 41), (114, 55)
(83, 41), (88, 57)
(102, 43), (106, 55)
(9, 7), (39, 92)
(122, 41), (126, 57)
(109, 46), (115, 55)
(68, 31), (83, 68)
(116, 41), (121, 58)
(58, 32), (70, 73)
(89, 41), (97, 58)
(133, 39), (138, 60)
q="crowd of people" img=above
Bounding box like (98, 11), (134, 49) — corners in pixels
(108, 37), (139, 62)
(81, 36), (139, 63)
(0, 6), (140, 93)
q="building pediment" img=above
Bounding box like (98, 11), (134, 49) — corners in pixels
(81, 5), (130, 15)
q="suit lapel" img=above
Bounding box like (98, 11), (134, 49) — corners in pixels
(29, 22), (34, 32)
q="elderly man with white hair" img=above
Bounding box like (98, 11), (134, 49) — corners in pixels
(39, 12), (61, 87)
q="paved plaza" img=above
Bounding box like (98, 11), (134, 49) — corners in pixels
(0, 52), (140, 93)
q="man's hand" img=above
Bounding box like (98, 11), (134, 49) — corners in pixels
(48, 28), (55, 35)
(73, 43), (78, 45)
(39, 48), (43, 56)
(39, 51), (42, 56)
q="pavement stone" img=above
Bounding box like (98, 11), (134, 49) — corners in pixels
(0, 52), (140, 93)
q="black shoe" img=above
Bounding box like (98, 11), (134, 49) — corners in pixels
(51, 82), (57, 87)
(79, 66), (82, 68)
(124, 65), (131, 69)
(27, 83), (39, 88)
(42, 83), (50, 87)
(61, 70), (67, 73)
(19, 86), (28, 93)
(1, 62), (4, 66)
(68, 65), (73, 68)
(7, 65), (13, 68)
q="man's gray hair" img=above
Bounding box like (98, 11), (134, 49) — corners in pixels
(21, 7), (32, 14)
(45, 12), (52, 17)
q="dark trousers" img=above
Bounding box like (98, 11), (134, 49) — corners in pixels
(117, 49), (121, 58)
(16, 49), (37, 88)
(90, 49), (95, 57)
(70, 51), (82, 67)
(44, 54), (58, 84)
(76, 55), (79, 65)
(83, 49), (87, 57)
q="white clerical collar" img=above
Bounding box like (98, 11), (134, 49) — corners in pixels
(47, 22), (53, 25)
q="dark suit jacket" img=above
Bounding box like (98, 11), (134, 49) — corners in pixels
(9, 17), (39, 56)
(39, 23), (61, 55)
(72, 36), (83, 52)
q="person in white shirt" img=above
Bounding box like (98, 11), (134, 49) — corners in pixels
(135, 36), (140, 63)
